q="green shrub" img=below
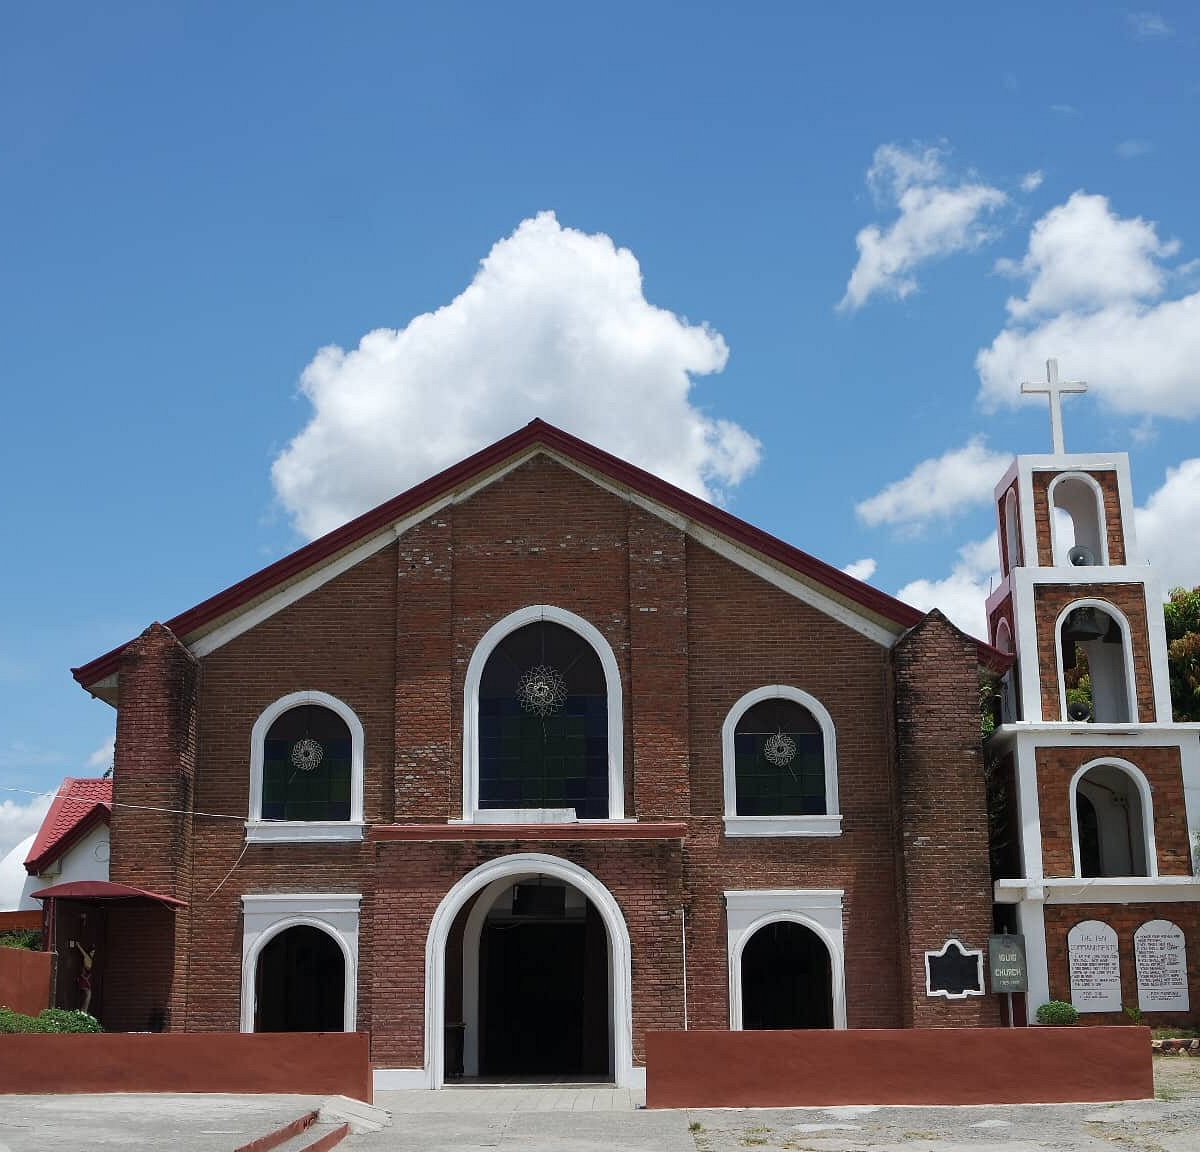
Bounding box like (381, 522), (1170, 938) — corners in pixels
(0, 1006), (102, 1034)
(1036, 1000), (1080, 1025)
(0, 929), (40, 950)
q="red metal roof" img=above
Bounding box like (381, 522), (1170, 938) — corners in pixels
(30, 879), (186, 907)
(23, 777), (112, 876)
(72, 418), (1006, 686)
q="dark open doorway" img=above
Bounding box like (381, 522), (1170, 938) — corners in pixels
(478, 885), (609, 1078)
(741, 920), (832, 1029)
(255, 925), (345, 1032)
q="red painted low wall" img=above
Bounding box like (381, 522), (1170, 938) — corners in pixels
(646, 1028), (1152, 1108)
(0, 948), (52, 1016)
(0, 1032), (372, 1102)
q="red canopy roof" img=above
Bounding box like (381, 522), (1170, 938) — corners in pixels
(24, 777), (112, 875)
(31, 880), (186, 907)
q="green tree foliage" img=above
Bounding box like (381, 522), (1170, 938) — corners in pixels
(1165, 586), (1200, 722)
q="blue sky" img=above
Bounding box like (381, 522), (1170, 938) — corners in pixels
(2, 2), (1199, 852)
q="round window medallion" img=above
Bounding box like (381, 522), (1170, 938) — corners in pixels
(290, 737), (325, 772)
(762, 730), (798, 768)
(516, 665), (568, 716)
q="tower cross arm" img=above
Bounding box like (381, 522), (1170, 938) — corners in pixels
(1021, 358), (1087, 454)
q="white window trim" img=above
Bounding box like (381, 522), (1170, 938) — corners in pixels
(924, 937), (985, 999)
(240, 893), (361, 1033)
(246, 690), (365, 843)
(721, 685), (841, 837)
(422, 852), (635, 1089)
(725, 889), (846, 1029)
(461, 605), (624, 822)
(1068, 756), (1158, 879)
(1054, 599), (1139, 724)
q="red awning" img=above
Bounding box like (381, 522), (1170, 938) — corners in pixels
(31, 880), (187, 908)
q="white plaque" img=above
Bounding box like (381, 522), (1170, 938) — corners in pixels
(1135, 919), (1190, 1012)
(1068, 920), (1122, 1012)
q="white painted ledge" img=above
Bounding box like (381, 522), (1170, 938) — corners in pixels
(723, 815), (843, 838)
(245, 820), (365, 843)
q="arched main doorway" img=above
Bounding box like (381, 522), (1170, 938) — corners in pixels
(740, 920), (833, 1030)
(254, 924), (346, 1032)
(464, 879), (609, 1078)
(426, 853), (634, 1089)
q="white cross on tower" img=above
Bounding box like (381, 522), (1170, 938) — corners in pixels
(1021, 358), (1087, 454)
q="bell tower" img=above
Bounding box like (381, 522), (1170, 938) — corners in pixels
(985, 360), (1200, 1025)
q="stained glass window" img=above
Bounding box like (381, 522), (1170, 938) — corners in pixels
(478, 621), (609, 819)
(262, 705), (352, 821)
(734, 698), (825, 816)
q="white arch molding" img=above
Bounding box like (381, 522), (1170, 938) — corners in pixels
(247, 690), (365, 842)
(240, 893), (361, 1033)
(1068, 757), (1158, 879)
(1053, 599), (1139, 724)
(1048, 471), (1109, 567)
(724, 893), (847, 1031)
(721, 685), (841, 837)
(461, 605), (625, 821)
(422, 853), (635, 1089)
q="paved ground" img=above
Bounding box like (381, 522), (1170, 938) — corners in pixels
(2, 1059), (1199, 1152)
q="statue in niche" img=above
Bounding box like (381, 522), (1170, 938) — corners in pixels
(69, 940), (96, 1014)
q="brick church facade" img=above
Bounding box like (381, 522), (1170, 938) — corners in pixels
(59, 410), (1197, 1089)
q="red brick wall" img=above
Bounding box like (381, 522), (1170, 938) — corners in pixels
(1034, 582), (1154, 721)
(1044, 903), (1200, 1028)
(892, 613), (1002, 1027)
(1032, 469), (1126, 568)
(1035, 745), (1192, 877)
(107, 454), (1004, 1064)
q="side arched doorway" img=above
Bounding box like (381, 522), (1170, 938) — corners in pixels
(254, 924), (346, 1032)
(426, 853), (635, 1089)
(740, 919), (833, 1030)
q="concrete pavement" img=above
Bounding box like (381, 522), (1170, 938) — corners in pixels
(1, 1058), (1198, 1152)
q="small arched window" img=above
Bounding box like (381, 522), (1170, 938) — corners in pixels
(1070, 760), (1156, 878)
(1049, 473), (1107, 567)
(1057, 601), (1136, 724)
(248, 691), (365, 842)
(722, 687), (840, 837)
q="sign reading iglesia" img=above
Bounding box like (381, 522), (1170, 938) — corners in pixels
(1135, 920), (1190, 1012)
(1068, 920), (1122, 1012)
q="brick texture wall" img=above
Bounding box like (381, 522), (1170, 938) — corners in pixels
(1032, 469), (1126, 567)
(1044, 903), (1200, 1028)
(1034, 582), (1154, 722)
(109, 455), (1003, 1063)
(1034, 745), (1192, 877)
(892, 612), (1003, 1027)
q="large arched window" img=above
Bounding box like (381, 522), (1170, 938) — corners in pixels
(1069, 759), (1156, 879)
(722, 686), (840, 837)
(248, 691), (365, 842)
(462, 606), (624, 822)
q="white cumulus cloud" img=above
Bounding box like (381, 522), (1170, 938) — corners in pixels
(842, 558), (878, 582)
(855, 437), (1012, 529)
(839, 144), (1007, 311)
(896, 534), (1000, 640)
(1020, 171), (1045, 193)
(86, 736), (114, 772)
(1135, 459), (1200, 592)
(272, 212), (760, 539)
(978, 192), (1200, 418)
(0, 792), (52, 860)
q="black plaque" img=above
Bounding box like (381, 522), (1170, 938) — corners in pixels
(988, 933), (1027, 993)
(926, 939), (984, 998)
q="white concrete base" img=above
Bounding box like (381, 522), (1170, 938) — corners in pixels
(373, 1068), (427, 1090)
